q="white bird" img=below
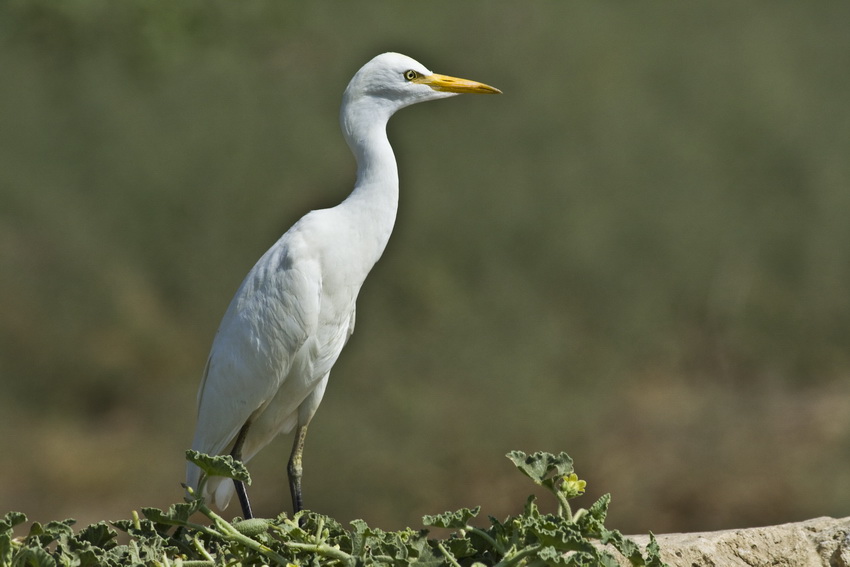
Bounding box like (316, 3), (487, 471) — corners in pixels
(186, 52), (500, 519)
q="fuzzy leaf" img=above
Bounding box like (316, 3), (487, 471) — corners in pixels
(599, 529), (641, 564)
(25, 523), (43, 538)
(537, 545), (579, 565)
(186, 450), (251, 484)
(586, 494), (610, 523)
(347, 518), (368, 557)
(76, 548), (105, 567)
(111, 518), (159, 538)
(141, 501), (200, 526)
(644, 533), (667, 567)
(26, 519), (75, 547)
(0, 534), (11, 566)
(75, 522), (118, 550)
(11, 546), (55, 567)
(577, 494), (611, 537)
(529, 518), (593, 554)
(538, 545), (566, 565)
(524, 494), (541, 518)
(443, 536), (476, 558)
(422, 507), (480, 529)
(1, 512), (26, 533)
(506, 451), (574, 489)
(538, 546), (620, 567)
(346, 520), (428, 565)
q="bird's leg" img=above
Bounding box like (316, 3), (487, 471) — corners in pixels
(288, 424), (309, 513)
(231, 421), (254, 519)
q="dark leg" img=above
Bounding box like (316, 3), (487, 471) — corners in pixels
(288, 424), (309, 513)
(231, 421), (254, 519)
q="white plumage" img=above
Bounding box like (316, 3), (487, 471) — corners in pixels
(186, 52), (499, 517)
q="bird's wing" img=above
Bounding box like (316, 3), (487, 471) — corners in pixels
(189, 233), (321, 467)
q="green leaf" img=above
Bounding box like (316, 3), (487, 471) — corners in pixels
(345, 518), (437, 566)
(186, 450), (251, 484)
(44, 519), (76, 534)
(26, 519), (75, 547)
(75, 522), (118, 550)
(537, 545), (620, 567)
(0, 512), (27, 533)
(586, 494), (610, 523)
(111, 518), (157, 538)
(537, 545), (578, 565)
(577, 494), (611, 537)
(347, 518), (400, 560)
(422, 507), (480, 529)
(400, 530), (441, 566)
(74, 547), (106, 567)
(506, 451), (574, 489)
(0, 515), (25, 566)
(11, 546), (55, 567)
(643, 533), (667, 567)
(0, 534), (12, 566)
(141, 501), (200, 527)
(523, 494), (541, 518)
(443, 536), (476, 558)
(598, 529), (643, 565)
(347, 518), (370, 558)
(529, 518), (593, 554)
(24, 523), (44, 538)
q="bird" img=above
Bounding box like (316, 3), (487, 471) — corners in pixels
(186, 52), (500, 519)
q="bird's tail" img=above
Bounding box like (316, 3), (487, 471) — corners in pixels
(185, 461), (236, 511)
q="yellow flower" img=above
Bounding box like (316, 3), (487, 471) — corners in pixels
(560, 473), (587, 498)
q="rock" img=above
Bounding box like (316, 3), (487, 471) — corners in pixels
(607, 516), (850, 566)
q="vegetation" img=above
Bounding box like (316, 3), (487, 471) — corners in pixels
(1, 452), (665, 566)
(2, 0), (850, 536)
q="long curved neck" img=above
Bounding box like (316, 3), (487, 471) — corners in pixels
(337, 98), (400, 265)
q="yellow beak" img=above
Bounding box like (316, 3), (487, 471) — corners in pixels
(413, 73), (502, 95)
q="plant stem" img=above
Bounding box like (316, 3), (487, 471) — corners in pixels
(436, 541), (463, 567)
(465, 525), (501, 553)
(493, 544), (544, 567)
(284, 541), (353, 563)
(192, 534), (215, 562)
(555, 491), (573, 522)
(200, 504), (290, 565)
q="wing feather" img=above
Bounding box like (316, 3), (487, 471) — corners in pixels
(186, 229), (320, 490)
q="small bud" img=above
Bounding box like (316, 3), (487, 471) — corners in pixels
(560, 473), (587, 498)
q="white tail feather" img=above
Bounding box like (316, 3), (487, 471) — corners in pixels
(211, 476), (235, 511)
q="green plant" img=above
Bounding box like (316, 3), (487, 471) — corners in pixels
(0, 451), (665, 566)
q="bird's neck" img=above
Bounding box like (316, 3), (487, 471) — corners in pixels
(351, 127), (398, 196)
(338, 105), (399, 262)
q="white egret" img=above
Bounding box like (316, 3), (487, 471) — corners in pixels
(186, 52), (500, 519)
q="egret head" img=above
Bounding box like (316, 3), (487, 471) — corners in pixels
(342, 52), (500, 118)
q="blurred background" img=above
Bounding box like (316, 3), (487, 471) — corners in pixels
(2, 0), (850, 536)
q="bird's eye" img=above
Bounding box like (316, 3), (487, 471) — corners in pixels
(403, 70), (420, 81)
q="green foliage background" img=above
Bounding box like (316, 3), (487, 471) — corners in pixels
(2, 0), (850, 535)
